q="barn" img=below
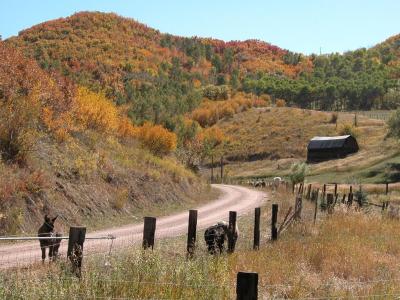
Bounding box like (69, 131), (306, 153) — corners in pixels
(307, 135), (359, 163)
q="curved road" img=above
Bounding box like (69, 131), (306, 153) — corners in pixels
(0, 184), (266, 269)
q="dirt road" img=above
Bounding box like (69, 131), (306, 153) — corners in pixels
(0, 184), (266, 269)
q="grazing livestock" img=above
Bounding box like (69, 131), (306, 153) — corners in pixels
(204, 221), (239, 254)
(38, 215), (62, 262)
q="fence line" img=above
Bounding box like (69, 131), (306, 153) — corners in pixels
(1, 182), (399, 299)
(0, 235), (115, 241)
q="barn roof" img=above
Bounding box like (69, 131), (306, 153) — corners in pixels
(307, 135), (352, 150)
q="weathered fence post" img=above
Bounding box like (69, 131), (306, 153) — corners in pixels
(271, 204), (278, 241)
(67, 226), (86, 278)
(327, 193), (334, 214)
(187, 210), (197, 257)
(348, 185), (354, 207)
(211, 155), (214, 183)
(228, 211), (237, 253)
(253, 207), (260, 250)
(142, 217), (157, 250)
(313, 189), (319, 225)
(294, 195), (302, 220)
(220, 155), (224, 183)
(306, 184), (311, 200)
(236, 272), (258, 300)
(342, 194), (346, 204)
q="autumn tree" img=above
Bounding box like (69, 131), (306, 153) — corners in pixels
(74, 87), (120, 133)
(135, 122), (177, 157)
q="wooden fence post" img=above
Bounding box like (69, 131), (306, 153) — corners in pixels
(143, 217), (157, 250)
(67, 226), (86, 278)
(253, 207), (260, 250)
(327, 193), (334, 214)
(313, 189), (319, 225)
(306, 184), (311, 200)
(294, 196), (302, 220)
(348, 192), (353, 207)
(236, 272), (258, 300)
(271, 204), (278, 241)
(220, 156), (224, 183)
(187, 210), (197, 257)
(211, 155), (214, 183)
(228, 211), (237, 253)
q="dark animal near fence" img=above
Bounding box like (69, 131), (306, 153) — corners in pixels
(204, 221), (238, 254)
(37, 215), (62, 262)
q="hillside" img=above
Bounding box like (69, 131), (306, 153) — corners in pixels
(212, 107), (398, 182)
(5, 12), (311, 127)
(0, 42), (210, 235)
(1, 11), (400, 233)
(5, 12), (399, 126)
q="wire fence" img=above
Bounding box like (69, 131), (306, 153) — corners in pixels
(1, 183), (400, 299)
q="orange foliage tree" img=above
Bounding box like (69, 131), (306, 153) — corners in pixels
(191, 94), (268, 127)
(0, 43), (76, 161)
(198, 126), (226, 154)
(135, 122), (177, 157)
(276, 99), (286, 107)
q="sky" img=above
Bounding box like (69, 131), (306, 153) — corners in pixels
(0, 0), (399, 54)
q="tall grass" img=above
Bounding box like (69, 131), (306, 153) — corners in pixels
(3, 187), (400, 299)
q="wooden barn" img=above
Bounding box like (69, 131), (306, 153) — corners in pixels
(307, 135), (359, 163)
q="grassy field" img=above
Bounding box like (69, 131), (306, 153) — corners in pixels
(210, 107), (399, 184)
(4, 187), (400, 299)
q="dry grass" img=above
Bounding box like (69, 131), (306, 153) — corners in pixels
(213, 107), (398, 183)
(4, 187), (400, 299)
(0, 129), (208, 235)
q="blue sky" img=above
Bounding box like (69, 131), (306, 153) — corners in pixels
(0, 0), (399, 54)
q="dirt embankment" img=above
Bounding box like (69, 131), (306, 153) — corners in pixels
(0, 136), (210, 235)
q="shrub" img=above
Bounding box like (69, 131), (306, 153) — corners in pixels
(113, 188), (129, 210)
(387, 109), (400, 138)
(117, 117), (136, 139)
(202, 85), (229, 100)
(338, 123), (358, 137)
(191, 94), (268, 127)
(135, 122), (177, 156)
(74, 87), (119, 133)
(354, 189), (368, 206)
(0, 95), (40, 164)
(276, 99), (286, 107)
(289, 162), (308, 185)
(198, 126), (226, 150)
(261, 94), (271, 105)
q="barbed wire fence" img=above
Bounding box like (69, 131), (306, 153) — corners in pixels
(1, 181), (399, 299)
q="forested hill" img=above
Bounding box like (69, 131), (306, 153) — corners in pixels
(5, 11), (400, 122)
(5, 12), (310, 124)
(243, 34), (400, 111)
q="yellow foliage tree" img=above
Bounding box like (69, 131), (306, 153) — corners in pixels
(74, 87), (119, 133)
(135, 122), (177, 156)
